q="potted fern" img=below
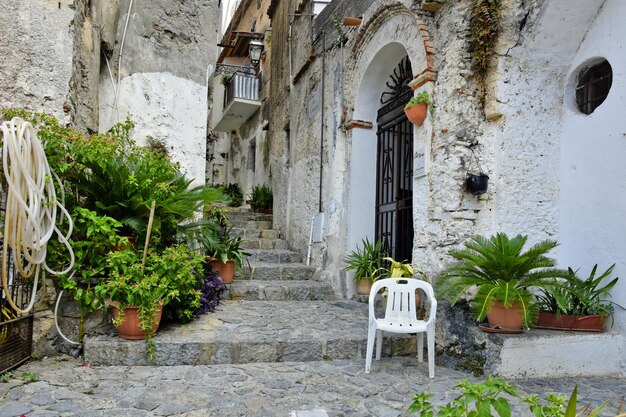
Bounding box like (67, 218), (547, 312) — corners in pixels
(344, 238), (384, 295)
(437, 233), (568, 331)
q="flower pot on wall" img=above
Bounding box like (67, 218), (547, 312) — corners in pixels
(466, 173), (489, 195)
(486, 301), (523, 331)
(404, 103), (428, 126)
(536, 311), (606, 332)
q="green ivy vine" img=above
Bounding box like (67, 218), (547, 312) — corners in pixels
(469, 0), (503, 78)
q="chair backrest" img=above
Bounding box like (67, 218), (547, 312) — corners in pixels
(369, 278), (437, 325)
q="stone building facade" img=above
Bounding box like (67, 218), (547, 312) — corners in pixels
(208, 0), (273, 196)
(266, 0), (626, 373)
(0, 0), (218, 354)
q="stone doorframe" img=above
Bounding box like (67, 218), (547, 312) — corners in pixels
(342, 2), (436, 266)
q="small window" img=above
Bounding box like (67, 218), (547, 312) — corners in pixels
(575, 59), (612, 115)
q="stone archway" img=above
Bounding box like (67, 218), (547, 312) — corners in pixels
(346, 42), (412, 253)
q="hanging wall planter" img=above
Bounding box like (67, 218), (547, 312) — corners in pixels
(466, 173), (489, 195)
(404, 91), (433, 127)
(404, 103), (428, 126)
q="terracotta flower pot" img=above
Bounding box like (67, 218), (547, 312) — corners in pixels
(357, 278), (373, 295)
(487, 301), (523, 330)
(536, 311), (606, 332)
(342, 17), (362, 26)
(404, 103), (428, 126)
(209, 258), (236, 284)
(111, 302), (163, 340)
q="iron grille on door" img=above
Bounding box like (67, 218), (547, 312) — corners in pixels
(375, 56), (414, 262)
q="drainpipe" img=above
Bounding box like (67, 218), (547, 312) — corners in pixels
(318, 31), (325, 213)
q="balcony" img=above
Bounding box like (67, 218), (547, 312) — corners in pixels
(213, 71), (261, 132)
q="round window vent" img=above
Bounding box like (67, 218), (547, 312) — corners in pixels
(575, 59), (612, 115)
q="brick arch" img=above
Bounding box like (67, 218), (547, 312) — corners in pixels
(347, 2), (437, 89)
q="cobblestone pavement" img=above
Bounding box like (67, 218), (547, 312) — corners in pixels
(1, 356), (624, 417)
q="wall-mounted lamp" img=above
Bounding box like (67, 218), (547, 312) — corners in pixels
(249, 39), (264, 68)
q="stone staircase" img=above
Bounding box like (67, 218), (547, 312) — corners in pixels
(83, 208), (415, 366)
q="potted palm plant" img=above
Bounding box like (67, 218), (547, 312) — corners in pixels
(536, 264), (622, 332)
(249, 184), (273, 213)
(206, 227), (249, 284)
(344, 238), (384, 295)
(436, 233), (568, 331)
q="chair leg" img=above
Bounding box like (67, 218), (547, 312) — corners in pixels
(427, 328), (435, 379)
(416, 332), (424, 363)
(375, 330), (383, 360)
(365, 323), (376, 373)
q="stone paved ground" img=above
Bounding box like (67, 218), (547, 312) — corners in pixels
(1, 356), (624, 417)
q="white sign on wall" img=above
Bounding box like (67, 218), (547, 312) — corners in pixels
(415, 147), (426, 178)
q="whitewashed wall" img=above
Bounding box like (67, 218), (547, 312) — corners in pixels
(557, 0), (626, 333)
(100, 72), (208, 186)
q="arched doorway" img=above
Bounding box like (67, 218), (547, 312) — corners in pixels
(375, 56), (414, 262)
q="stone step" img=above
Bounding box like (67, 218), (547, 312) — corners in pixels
(488, 330), (624, 378)
(83, 300), (417, 366)
(239, 262), (316, 280)
(227, 211), (273, 222)
(245, 249), (302, 263)
(233, 227), (280, 239)
(229, 219), (273, 229)
(240, 237), (288, 250)
(228, 280), (335, 301)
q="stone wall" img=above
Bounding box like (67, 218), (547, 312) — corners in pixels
(0, 0), (220, 356)
(0, 0), (77, 125)
(209, 0), (274, 197)
(99, 0), (218, 186)
(268, 0), (626, 374)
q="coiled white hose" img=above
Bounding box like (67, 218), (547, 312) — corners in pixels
(1, 117), (74, 314)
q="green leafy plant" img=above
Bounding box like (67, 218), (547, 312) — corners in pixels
(436, 233), (568, 328)
(382, 257), (415, 278)
(19, 371), (39, 384)
(4, 109), (227, 252)
(408, 376), (518, 416)
(470, 0), (503, 78)
(411, 379), (625, 417)
(331, 14), (348, 48)
(218, 183), (243, 207)
(524, 384), (626, 417)
(205, 227), (249, 269)
(378, 257), (429, 281)
(220, 75), (232, 86)
(95, 245), (204, 361)
(250, 184), (273, 211)
(344, 238), (384, 283)
(538, 264), (622, 317)
(404, 91), (435, 112)
(47, 208), (129, 341)
(0, 371), (14, 383)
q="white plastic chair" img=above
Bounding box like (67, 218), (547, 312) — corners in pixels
(365, 278), (437, 378)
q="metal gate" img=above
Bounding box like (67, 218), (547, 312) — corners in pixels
(375, 56), (414, 262)
(0, 188), (34, 373)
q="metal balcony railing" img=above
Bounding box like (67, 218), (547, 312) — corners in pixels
(224, 71), (260, 108)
